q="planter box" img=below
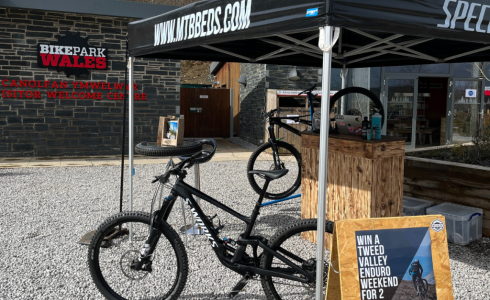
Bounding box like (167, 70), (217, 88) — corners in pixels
(404, 156), (490, 238)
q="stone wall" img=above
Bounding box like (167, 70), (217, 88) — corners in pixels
(239, 63), (267, 145)
(267, 65), (321, 90)
(0, 8), (180, 157)
(239, 64), (321, 145)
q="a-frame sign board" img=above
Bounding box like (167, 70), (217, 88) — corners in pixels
(326, 216), (454, 300)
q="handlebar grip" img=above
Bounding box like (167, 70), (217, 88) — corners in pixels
(178, 139), (218, 165)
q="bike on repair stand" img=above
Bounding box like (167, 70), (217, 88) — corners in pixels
(88, 139), (334, 300)
(247, 85), (386, 200)
(246, 84), (319, 200)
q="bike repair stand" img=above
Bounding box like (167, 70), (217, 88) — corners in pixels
(179, 163), (204, 235)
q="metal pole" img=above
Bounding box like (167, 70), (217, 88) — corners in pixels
(128, 56), (134, 241)
(119, 38), (129, 214)
(316, 25), (333, 300)
(340, 65), (347, 115)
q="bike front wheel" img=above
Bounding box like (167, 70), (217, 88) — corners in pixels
(88, 212), (188, 300)
(247, 141), (301, 200)
(260, 219), (334, 300)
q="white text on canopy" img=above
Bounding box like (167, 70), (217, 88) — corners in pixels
(154, 0), (252, 46)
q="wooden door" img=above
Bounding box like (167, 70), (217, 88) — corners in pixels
(180, 88), (230, 138)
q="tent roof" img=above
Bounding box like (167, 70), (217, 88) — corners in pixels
(128, 0), (490, 68)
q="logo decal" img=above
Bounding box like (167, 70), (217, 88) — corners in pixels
(154, 0), (252, 46)
(437, 0), (490, 33)
(306, 8), (319, 17)
(37, 31), (108, 78)
(431, 219), (444, 233)
(185, 198), (218, 247)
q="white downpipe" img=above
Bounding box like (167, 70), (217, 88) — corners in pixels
(340, 66), (348, 115)
(316, 25), (334, 300)
(128, 57), (134, 240)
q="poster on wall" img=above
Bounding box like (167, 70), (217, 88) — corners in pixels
(326, 216), (454, 300)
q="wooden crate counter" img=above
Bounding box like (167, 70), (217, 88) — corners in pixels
(300, 132), (406, 248)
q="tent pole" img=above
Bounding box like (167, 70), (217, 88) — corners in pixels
(316, 25), (333, 300)
(128, 56), (134, 241)
(340, 65), (347, 115)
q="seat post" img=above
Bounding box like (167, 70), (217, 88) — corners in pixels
(243, 179), (271, 238)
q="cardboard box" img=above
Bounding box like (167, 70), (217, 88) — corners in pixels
(157, 115), (185, 146)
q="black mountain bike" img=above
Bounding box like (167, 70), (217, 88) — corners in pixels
(246, 84), (318, 200)
(247, 86), (385, 200)
(414, 276), (428, 300)
(88, 139), (334, 300)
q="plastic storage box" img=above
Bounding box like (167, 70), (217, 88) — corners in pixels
(427, 203), (483, 245)
(403, 196), (433, 216)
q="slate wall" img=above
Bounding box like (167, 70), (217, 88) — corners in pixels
(239, 64), (321, 145)
(239, 63), (267, 145)
(0, 8), (180, 157)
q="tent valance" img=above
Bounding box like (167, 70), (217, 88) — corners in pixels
(129, 0), (490, 68)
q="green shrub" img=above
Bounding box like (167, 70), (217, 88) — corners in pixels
(407, 124), (490, 166)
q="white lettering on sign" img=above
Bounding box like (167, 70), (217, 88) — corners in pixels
(357, 234), (399, 300)
(437, 0), (490, 33)
(38, 44), (106, 57)
(276, 90), (338, 97)
(154, 0), (251, 46)
(200, 95), (208, 98)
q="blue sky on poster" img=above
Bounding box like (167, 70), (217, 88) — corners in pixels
(402, 230), (434, 281)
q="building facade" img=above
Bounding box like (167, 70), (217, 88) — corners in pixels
(0, 1), (180, 157)
(238, 62), (490, 149)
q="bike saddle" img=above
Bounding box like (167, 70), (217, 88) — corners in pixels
(248, 169), (289, 181)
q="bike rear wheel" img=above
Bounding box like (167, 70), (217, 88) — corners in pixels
(260, 219), (334, 300)
(247, 141), (301, 200)
(416, 279), (426, 300)
(88, 212), (188, 300)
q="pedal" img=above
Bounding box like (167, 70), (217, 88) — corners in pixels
(228, 275), (251, 298)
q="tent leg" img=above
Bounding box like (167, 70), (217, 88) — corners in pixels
(316, 26), (333, 300)
(340, 65), (348, 114)
(128, 56), (134, 241)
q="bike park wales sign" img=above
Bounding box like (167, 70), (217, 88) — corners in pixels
(37, 31), (108, 78)
(325, 216), (454, 300)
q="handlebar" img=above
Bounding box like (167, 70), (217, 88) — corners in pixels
(298, 83), (317, 96)
(154, 139), (217, 183)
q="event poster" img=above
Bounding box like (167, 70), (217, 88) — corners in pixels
(355, 228), (437, 300)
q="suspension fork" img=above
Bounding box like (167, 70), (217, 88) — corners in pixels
(267, 125), (281, 168)
(132, 192), (177, 271)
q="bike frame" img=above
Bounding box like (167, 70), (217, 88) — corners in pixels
(267, 91), (317, 142)
(151, 176), (315, 283)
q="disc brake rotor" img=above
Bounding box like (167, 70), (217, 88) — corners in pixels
(120, 250), (149, 280)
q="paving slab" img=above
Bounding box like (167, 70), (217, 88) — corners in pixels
(28, 158), (61, 167)
(0, 162), (30, 168)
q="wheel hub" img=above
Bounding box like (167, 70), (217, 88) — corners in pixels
(120, 250), (150, 280)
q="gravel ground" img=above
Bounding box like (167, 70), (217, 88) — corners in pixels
(0, 162), (489, 300)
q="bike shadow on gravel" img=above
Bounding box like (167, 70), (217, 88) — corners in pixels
(0, 171), (30, 176)
(177, 292), (268, 299)
(254, 213), (301, 231)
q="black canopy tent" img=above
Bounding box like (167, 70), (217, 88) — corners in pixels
(126, 0), (490, 298)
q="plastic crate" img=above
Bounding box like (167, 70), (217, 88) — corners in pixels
(403, 196), (433, 216)
(427, 203), (483, 245)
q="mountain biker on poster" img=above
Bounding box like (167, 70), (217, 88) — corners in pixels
(409, 259), (424, 294)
